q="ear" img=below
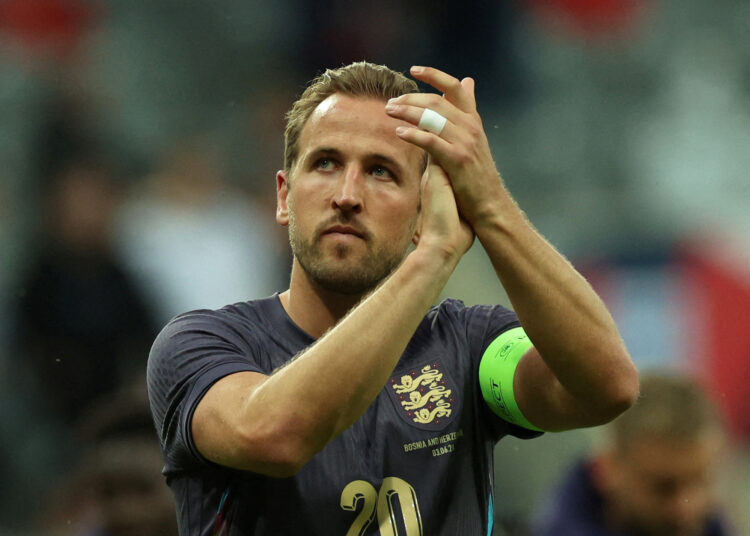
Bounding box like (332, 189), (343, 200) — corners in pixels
(276, 170), (290, 226)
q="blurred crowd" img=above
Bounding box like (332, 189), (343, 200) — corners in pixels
(1, 0), (748, 534)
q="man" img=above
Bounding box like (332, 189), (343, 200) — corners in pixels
(533, 373), (732, 536)
(147, 62), (639, 535)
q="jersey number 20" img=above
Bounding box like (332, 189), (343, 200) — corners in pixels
(340, 477), (423, 536)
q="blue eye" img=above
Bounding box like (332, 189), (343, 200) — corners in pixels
(372, 166), (394, 180)
(317, 158), (334, 170)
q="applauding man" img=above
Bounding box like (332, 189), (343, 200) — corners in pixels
(147, 62), (639, 535)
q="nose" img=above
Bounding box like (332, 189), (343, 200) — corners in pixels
(332, 166), (363, 213)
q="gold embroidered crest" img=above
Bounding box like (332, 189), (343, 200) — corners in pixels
(390, 364), (453, 425)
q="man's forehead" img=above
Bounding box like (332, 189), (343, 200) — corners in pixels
(309, 93), (341, 120)
(306, 93), (386, 130)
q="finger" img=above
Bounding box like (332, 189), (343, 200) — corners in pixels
(388, 92), (462, 121)
(410, 66), (475, 113)
(413, 171), (427, 246)
(388, 92), (474, 137)
(460, 77), (476, 110)
(385, 102), (457, 140)
(425, 161), (449, 186)
(395, 126), (458, 169)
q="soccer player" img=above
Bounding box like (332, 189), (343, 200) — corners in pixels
(533, 373), (732, 536)
(147, 62), (639, 535)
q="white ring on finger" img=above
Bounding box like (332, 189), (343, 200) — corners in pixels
(418, 108), (447, 136)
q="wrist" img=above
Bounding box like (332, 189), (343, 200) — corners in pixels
(455, 174), (516, 229)
(468, 193), (525, 237)
(417, 234), (469, 263)
(408, 242), (462, 276)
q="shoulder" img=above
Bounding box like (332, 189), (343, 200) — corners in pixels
(420, 297), (465, 327)
(425, 298), (519, 339)
(156, 297), (276, 342)
(148, 297), (280, 370)
(425, 297), (510, 320)
(410, 298), (520, 373)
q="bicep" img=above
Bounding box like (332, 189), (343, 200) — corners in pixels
(191, 370), (269, 470)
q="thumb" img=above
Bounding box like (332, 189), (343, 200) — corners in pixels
(413, 167), (430, 245)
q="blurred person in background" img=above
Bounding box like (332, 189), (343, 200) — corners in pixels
(113, 134), (285, 325)
(532, 372), (733, 536)
(147, 61), (638, 535)
(39, 381), (178, 536)
(14, 156), (157, 424)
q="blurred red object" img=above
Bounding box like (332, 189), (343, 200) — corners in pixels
(528, 0), (647, 38)
(680, 243), (750, 442)
(0, 0), (95, 59)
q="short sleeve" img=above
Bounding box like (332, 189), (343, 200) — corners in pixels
(458, 301), (543, 440)
(146, 310), (263, 473)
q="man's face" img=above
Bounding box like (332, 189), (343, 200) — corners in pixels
(276, 94), (424, 295)
(602, 434), (723, 536)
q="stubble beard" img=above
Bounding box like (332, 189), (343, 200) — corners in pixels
(288, 212), (412, 296)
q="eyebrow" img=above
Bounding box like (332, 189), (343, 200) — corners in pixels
(307, 147), (342, 162)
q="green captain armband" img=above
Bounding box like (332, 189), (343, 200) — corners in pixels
(478, 327), (543, 432)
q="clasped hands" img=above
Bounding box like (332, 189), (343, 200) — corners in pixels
(387, 66), (502, 258)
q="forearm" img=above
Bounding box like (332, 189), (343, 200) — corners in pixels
(473, 186), (637, 411)
(245, 247), (458, 466)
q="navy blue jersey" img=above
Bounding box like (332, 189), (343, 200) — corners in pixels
(147, 294), (541, 536)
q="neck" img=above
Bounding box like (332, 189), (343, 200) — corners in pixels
(279, 259), (367, 338)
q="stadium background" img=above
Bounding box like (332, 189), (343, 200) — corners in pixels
(0, 0), (748, 533)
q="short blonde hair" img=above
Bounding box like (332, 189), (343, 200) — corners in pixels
(283, 61), (420, 173)
(609, 373), (723, 454)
